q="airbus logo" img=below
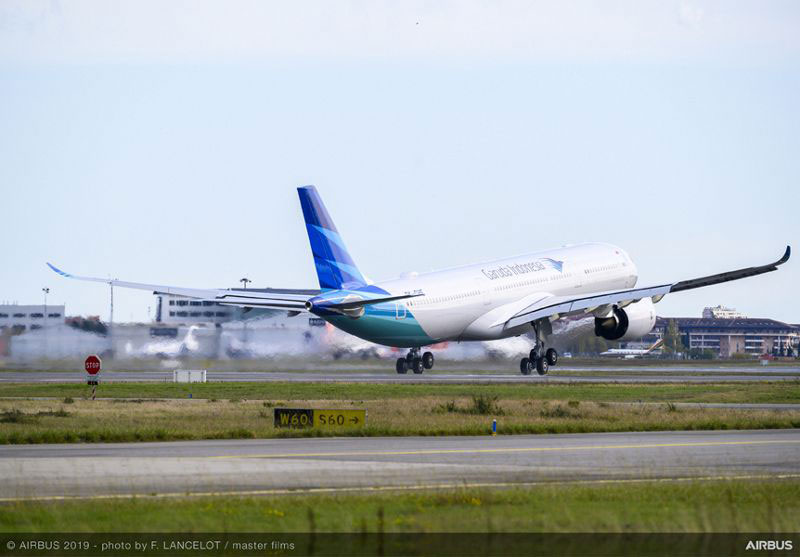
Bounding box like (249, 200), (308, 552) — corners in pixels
(745, 540), (793, 551)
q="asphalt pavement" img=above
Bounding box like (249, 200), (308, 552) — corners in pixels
(1, 368), (799, 384)
(1, 429), (798, 500)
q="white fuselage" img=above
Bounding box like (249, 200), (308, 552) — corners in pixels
(372, 243), (637, 343)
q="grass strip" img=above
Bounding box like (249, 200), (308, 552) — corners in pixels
(0, 381), (799, 403)
(2, 480), (799, 533)
(1, 396), (799, 444)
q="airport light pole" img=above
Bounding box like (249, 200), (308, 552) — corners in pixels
(42, 287), (49, 320)
(109, 279), (115, 360)
(239, 278), (251, 350)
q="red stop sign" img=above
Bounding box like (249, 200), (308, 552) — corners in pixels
(85, 355), (102, 375)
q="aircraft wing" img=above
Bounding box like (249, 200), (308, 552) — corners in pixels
(47, 263), (314, 311)
(46, 263), (423, 313)
(495, 246), (790, 331)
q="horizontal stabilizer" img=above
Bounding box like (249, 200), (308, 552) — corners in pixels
(308, 292), (424, 312)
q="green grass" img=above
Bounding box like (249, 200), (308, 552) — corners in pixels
(1, 393), (799, 444)
(1, 380), (799, 403)
(1, 382), (797, 444)
(2, 480), (799, 533)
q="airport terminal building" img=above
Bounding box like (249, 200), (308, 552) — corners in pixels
(0, 304), (65, 332)
(644, 316), (799, 358)
(156, 296), (236, 325)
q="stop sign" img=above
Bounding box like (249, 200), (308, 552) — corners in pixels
(85, 355), (102, 375)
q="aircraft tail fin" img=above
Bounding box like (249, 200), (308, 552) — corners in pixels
(297, 186), (367, 291)
(647, 338), (665, 353)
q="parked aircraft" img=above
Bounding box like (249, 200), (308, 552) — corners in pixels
(600, 339), (664, 358)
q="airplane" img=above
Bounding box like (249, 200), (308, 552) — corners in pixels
(126, 324), (202, 359)
(48, 186), (791, 376)
(600, 338), (664, 358)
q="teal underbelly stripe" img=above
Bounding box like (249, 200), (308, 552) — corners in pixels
(323, 305), (435, 348)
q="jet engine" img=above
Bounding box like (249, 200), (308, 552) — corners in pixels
(594, 298), (656, 341)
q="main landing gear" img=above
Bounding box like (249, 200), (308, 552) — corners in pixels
(520, 321), (558, 376)
(519, 348), (558, 376)
(396, 348), (435, 374)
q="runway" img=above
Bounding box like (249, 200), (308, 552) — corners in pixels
(1, 368), (799, 384)
(1, 429), (798, 500)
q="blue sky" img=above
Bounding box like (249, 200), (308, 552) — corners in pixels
(2, 1), (798, 323)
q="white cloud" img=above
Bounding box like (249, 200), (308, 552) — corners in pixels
(0, 0), (798, 64)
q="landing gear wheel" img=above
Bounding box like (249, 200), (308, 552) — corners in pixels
(545, 348), (558, 367)
(412, 358), (424, 374)
(536, 356), (549, 375)
(529, 348), (540, 362)
(396, 358), (408, 374)
(422, 351), (435, 370)
(520, 357), (533, 375)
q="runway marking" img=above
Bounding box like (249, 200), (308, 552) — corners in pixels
(212, 438), (800, 460)
(2, 473), (799, 503)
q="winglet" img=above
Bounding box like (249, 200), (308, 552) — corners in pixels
(777, 245), (791, 266)
(46, 262), (71, 278)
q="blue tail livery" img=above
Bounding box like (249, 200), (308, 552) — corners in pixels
(297, 185), (368, 291)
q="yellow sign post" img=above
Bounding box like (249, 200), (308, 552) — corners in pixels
(313, 409), (366, 428)
(274, 408), (366, 429)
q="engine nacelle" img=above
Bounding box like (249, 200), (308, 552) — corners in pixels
(594, 298), (656, 341)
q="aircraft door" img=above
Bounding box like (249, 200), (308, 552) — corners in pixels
(573, 262), (584, 290)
